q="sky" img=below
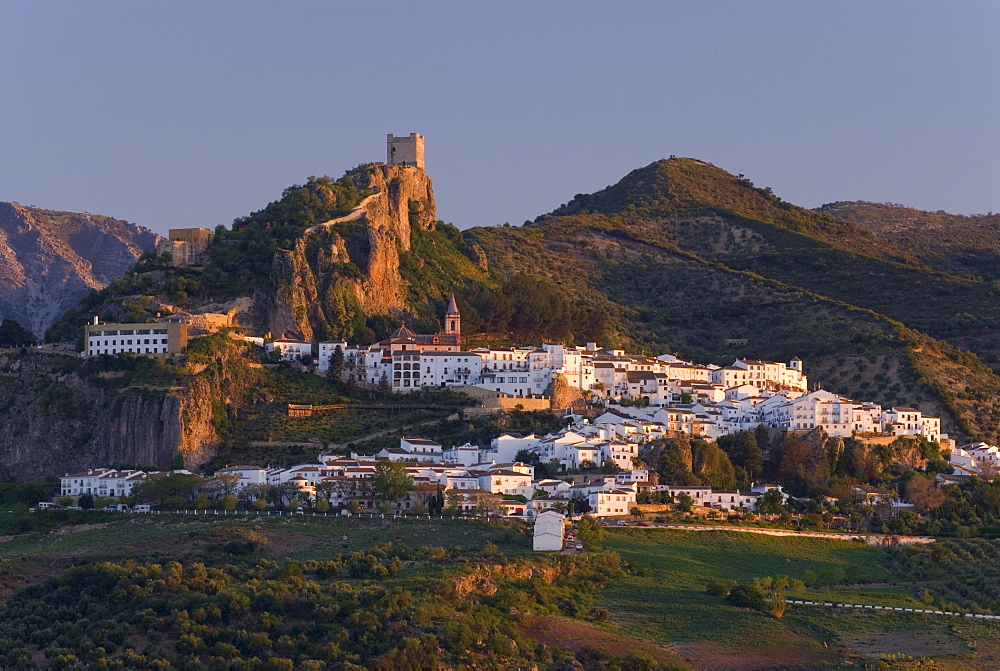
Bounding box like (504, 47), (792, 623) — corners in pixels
(2, 1), (998, 237)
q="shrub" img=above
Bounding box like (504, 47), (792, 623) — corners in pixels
(765, 591), (787, 618)
(705, 579), (732, 598)
(726, 584), (766, 610)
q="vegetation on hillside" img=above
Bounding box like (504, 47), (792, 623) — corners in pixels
(0, 512), (639, 670)
(600, 528), (1000, 667)
(467, 158), (1000, 442)
(819, 200), (1000, 282)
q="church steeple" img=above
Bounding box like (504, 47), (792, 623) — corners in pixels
(444, 295), (461, 341)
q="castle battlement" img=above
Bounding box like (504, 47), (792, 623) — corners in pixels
(387, 132), (425, 169)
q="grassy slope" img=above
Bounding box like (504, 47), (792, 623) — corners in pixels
(819, 201), (1000, 281)
(0, 514), (530, 563)
(600, 528), (1000, 668)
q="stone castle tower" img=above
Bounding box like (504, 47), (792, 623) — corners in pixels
(444, 294), (461, 339)
(387, 132), (425, 169)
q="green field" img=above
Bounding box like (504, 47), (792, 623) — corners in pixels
(0, 512), (530, 564)
(599, 528), (1000, 668)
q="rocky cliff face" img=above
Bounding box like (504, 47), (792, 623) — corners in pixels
(0, 337), (257, 480)
(266, 164), (437, 339)
(0, 203), (161, 337)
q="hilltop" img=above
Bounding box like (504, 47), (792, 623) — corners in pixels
(0, 203), (160, 337)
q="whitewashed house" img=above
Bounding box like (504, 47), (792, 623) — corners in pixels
(533, 511), (566, 551)
(588, 487), (637, 517)
(267, 339), (313, 361)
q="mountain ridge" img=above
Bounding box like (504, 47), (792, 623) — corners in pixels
(0, 202), (160, 337)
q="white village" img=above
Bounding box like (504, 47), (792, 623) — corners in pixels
(63, 298), (989, 552)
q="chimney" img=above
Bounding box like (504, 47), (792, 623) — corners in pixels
(93, 316), (99, 325)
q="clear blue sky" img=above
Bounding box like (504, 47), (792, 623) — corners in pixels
(2, 1), (997, 236)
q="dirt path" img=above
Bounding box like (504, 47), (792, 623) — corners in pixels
(304, 192), (379, 235)
(637, 523), (935, 545)
(325, 418), (444, 450)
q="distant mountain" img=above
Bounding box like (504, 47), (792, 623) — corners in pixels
(0, 203), (161, 337)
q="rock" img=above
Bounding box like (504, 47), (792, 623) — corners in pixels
(470, 243), (489, 271)
(263, 164), (438, 338)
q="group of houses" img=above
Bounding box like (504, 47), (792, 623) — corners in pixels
(948, 443), (1000, 478)
(82, 297), (947, 449)
(264, 300), (947, 446)
(60, 411), (795, 519)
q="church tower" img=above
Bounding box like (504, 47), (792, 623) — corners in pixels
(444, 295), (461, 341)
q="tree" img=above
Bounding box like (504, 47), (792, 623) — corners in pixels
(514, 449), (541, 467)
(744, 431), (764, 481)
(726, 584), (765, 610)
(473, 491), (502, 517)
(131, 473), (203, 508)
(208, 473), (242, 497)
(371, 460), (413, 507)
(577, 514), (604, 547)
(676, 493), (694, 513)
(757, 488), (786, 515)
(976, 458), (1000, 482)
(78, 493), (95, 509)
(905, 475), (945, 512)
(328, 345), (345, 381)
(765, 591), (787, 618)
(657, 450), (697, 485)
(0, 319), (34, 347)
(630, 506), (644, 522)
(222, 493), (237, 511)
(377, 372), (391, 394)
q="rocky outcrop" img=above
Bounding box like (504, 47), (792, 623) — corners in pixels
(266, 164), (437, 339)
(547, 373), (587, 411)
(352, 163), (437, 247)
(0, 203), (161, 337)
(0, 336), (257, 480)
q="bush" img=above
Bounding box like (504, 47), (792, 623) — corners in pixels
(765, 591), (787, 618)
(705, 579), (732, 597)
(726, 584), (766, 610)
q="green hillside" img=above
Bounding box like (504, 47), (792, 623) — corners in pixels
(466, 158), (1000, 441)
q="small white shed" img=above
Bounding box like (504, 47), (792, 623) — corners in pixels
(533, 511), (566, 551)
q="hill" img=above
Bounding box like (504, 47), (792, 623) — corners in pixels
(466, 159), (1000, 441)
(0, 203), (160, 337)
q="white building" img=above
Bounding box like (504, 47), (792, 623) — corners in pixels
(60, 469), (149, 498)
(267, 339), (313, 361)
(376, 438), (443, 463)
(533, 511), (566, 551)
(588, 487), (637, 517)
(883, 407), (941, 442)
(215, 466), (267, 489)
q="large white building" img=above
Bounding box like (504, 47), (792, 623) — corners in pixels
(84, 318), (187, 357)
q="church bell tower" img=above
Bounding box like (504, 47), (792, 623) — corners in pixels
(444, 295), (461, 341)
